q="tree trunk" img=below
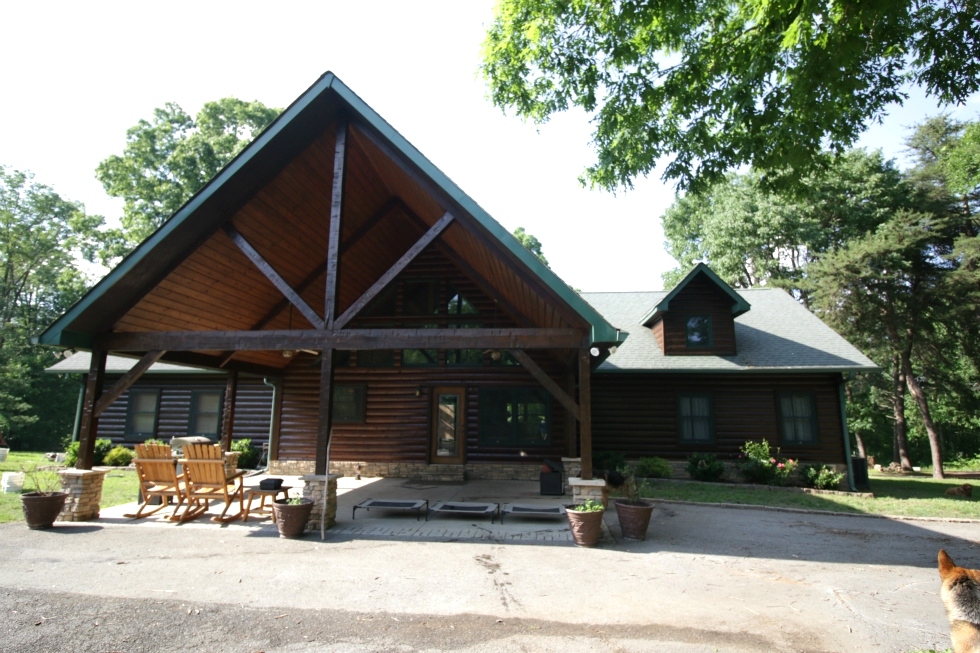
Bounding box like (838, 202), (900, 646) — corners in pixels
(892, 354), (913, 471)
(845, 384), (868, 458)
(901, 349), (945, 478)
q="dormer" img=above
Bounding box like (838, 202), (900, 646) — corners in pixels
(641, 264), (750, 356)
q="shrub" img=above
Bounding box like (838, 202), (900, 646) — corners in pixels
(634, 457), (672, 479)
(103, 446), (135, 467)
(802, 464), (845, 490)
(64, 438), (115, 467)
(687, 453), (726, 482)
(737, 439), (797, 486)
(231, 438), (260, 469)
(593, 450), (627, 473)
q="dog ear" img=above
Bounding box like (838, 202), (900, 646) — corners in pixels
(940, 549), (957, 579)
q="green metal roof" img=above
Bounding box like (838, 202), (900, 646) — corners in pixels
(640, 263), (751, 326)
(38, 72), (622, 349)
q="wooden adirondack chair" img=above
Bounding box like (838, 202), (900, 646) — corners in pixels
(125, 443), (186, 520)
(178, 443), (245, 523)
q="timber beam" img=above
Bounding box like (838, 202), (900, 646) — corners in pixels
(98, 328), (586, 352)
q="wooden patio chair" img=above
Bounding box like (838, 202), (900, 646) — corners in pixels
(124, 443), (186, 520)
(178, 443), (245, 523)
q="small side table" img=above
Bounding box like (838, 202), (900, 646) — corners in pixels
(243, 486), (293, 521)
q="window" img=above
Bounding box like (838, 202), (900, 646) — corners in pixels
(333, 384), (366, 423)
(188, 390), (223, 437)
(779, 393), (818, 444)
(356, 350), (395, 367)
(479, 387), (551, 446)
(677, 393), (713, 442)
(126, 389), (160, 438)
(685, 315), (712, 348)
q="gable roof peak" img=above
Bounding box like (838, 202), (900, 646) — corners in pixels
(641, 263), (751, 326)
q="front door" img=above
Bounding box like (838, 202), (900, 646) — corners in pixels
(431, 386), (465, 464)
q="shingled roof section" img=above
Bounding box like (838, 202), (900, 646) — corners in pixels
(581, 288), (878, 373)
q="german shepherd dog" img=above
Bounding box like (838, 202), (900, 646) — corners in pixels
(939, 550), (980, 652)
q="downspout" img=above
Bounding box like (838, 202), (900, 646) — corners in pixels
(838, 373), (857, 492)
(262, 377), (280, 470)
(71, 380), (85, 443)
(321, 429), (331, 542)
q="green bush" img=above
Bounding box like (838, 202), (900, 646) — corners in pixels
(736, 439), (797, 486)
(802, 464), (845, 490)
(231, 438), (260, 469)
(687, 453), (726, 482)
(593, 450), (626, 472)
(634, 457), (672, 478)
(64, 438), (115, 467)
(103, 446), (135, 467)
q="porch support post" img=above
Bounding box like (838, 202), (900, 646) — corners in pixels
(221, 369), (238, 450)
(316, 350), (334, 475)
(94, 349), (166, 417)
(578, 348), (593, 480)
(77, 348), (107, 470)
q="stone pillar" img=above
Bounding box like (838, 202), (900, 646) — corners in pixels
(57, 469), (107, 521)
(302, 473), (339, 532)
(561, 457), (581, 495)
(568, 476), (608, 508)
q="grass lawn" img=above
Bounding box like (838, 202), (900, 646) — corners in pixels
(0, 451), (138, 524)
(629, 471), (980, 520)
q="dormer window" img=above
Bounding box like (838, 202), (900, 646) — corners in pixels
(685, 315), (712, 348)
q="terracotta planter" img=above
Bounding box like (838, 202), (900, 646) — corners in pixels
(565, 506), (605, 547)
(614, 499), (654, 541)
(21, 492), (68, 529)
(272, 498), (314, 538)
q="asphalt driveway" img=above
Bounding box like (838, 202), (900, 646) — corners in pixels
(2, 479), (976, 652)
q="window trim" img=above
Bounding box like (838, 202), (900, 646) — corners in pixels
(187, 389), (224, 438)
(125, 388), (160, 439)
(676, 392), (714, 443)
(777, 392), (819, 445)
(684, 314), (713, 349)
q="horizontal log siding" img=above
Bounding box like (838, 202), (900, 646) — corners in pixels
(591, 373), (846, 464)
(95, 375), (273, 447)
(276, 355), (569, 464)
(660, 275), (737, 355)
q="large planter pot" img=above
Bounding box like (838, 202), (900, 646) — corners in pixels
(20, 492), (68, 529)
(271, 498), (314, 538)
(565, 506), (605, 547)
(614, 499), (655, 541)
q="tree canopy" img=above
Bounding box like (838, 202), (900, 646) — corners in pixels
(482, 0), (980, 193)
(512, 226), (549, 266)
(96, 98), (280, 260)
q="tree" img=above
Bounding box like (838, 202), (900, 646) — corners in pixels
(513, 226), (549, 266)
(96, 98), (280, 260)
(0, 167), (102, 448)
(482, 0), (980, 193)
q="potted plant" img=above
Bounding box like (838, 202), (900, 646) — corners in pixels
(613, 465), (655, 541)
(19, 464), (68, 529)
(565, 497), (605, 547)
(271, 496), (314, 538)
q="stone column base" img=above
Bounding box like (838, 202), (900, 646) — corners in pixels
(302, 474), (339, 532)
(57, 469), (107, 521)
(568, 476), (608, 508)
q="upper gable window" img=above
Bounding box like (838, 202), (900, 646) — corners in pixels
(685, 315), (712, 348)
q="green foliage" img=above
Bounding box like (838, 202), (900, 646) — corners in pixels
(802, 464), (845, 491)
(481, 0), (980, 193)
(737, 440), (798, 486)
(686, 453), (726, 483)
(231, 438), (259, 469)
(65, 438), (114, 467)
(96, 98), (280, 261)
(569, 498), (604, 512)
(593, 450), (626, 472)
(634, 457), (672, 479)
(512, 227), (549, 267)
(103, 446), (134, 467)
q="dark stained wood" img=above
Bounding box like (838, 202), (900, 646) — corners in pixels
(324, 121), (348, 327)
(220, 369), (238, 450)
(657, 274), (738, 356)
(334, 211), (455, 329)
(223, 225), (325, 330)
(507, 349), (579, 421)
(316, 350), (334, 475)
(77, 348), (107, 470)
(578, 349), (593, 480)
(94, 350), (166, 417)
(99, 328), (586, 351)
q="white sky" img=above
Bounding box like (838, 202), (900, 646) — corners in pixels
(2, 1), (978, 292)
